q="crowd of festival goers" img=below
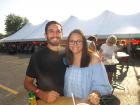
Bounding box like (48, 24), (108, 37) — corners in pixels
(0, 40), (140, 58)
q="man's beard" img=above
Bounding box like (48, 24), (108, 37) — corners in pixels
(47, 37), (61, 46)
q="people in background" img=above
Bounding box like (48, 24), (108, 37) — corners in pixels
(24, 21), (66, 103)
(87, 35), (98, 52)
(64, 29), (112, 105)
(99, 35), (119, 84)
(127, 42), (132, 57)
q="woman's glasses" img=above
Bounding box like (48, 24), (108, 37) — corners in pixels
(69, 40), (83, 45)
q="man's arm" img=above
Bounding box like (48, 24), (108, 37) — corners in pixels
(24, 75), (37, 92)
(24, 75), (60, 103)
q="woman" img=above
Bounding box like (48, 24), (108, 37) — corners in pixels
(64, 29), (112, 105)
(99, 35), (119, 84)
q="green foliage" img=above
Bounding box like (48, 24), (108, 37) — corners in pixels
(0, 33), (3, 36)
(0, 33), (6, 39)
(5, 14), (29, 36)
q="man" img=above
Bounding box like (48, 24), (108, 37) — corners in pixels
(24, 21), (66, 103)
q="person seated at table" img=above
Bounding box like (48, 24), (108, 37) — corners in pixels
(24, 21), (67, 103)
(99, 35), (120, 84)
(64, 29), (112, 105)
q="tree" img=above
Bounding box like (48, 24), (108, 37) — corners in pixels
(0, 33), (5, 39)
(5, 14), (29, 36)
(0, 33), (3, 36)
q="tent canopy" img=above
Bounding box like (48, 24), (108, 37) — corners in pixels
(63, 10), (140, 39)
(1, 10), (140, 43)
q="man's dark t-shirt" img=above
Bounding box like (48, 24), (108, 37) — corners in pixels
(26, 46), (66, 95)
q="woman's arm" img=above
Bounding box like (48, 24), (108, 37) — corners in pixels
(90, 60), (113, 96)
(90, 53), (101, 64)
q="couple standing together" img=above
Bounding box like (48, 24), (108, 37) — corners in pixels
(24, 21), (112, 105)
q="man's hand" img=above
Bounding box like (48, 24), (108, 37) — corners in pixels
(37, 90), (60, 103)
(88, 92), (100, 105)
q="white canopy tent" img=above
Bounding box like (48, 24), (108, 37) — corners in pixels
(95, 11), (140, 38)
(0, 23), (37, 42)
(22, 20), (49, 41)
(0, 10), (140, 43)
(0, 19), (65, 42)
(62, 12), (110, 38)
(63, 10), (140, 39)
(0, 20), (50, 42)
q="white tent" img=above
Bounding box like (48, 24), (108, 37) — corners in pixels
(0, 19), (66, 42)
(23, 19), (68, 41)
(1, 10), (140, 43)
(0, 20), (50, 42)
(63, 16), (87, 38)
(0, 23), (37, 42)
(62, 12), (110, 38)
(63, 10), (140, 38)
(95, 10), (140, 38)
(22, 20), (49, 41)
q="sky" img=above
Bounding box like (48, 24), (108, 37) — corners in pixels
(1, 0), (140, 34)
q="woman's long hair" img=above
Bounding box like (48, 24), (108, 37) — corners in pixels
(66, 29), (91, 67)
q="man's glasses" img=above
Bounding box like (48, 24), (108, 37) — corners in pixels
(69, 40), (83, 45)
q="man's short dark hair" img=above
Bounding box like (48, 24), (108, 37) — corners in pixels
(45, 21), (62, 33)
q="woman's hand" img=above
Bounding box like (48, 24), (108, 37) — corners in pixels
(88, 91), (100, 105)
